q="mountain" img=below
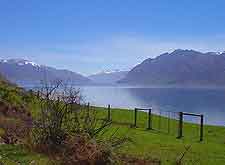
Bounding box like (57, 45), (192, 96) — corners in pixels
(119, 49), (225, 86)
(0, 59), (92, 86)
(88, 70), (128, 85)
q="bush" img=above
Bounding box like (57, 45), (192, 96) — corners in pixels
(61, 134), (116, 164)
(30, 81), (130, 164)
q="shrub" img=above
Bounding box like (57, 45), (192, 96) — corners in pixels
(61, 134), (116, 164)
(30, 81), (130, 164)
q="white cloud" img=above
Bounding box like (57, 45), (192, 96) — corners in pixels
(64, 35), (225, 66)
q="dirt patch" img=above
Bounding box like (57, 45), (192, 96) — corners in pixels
(119, 154), (161, 165)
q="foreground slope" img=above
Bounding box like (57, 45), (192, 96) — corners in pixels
(0, 76), (225, 164)
(0, 76), (51, 164)
(95, 107), (225, 165)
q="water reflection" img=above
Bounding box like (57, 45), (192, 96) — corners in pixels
(81, 87), (225, 126)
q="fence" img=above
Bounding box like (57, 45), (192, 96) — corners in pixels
(103, 105), (204, 141)
(177, 112), (204, 141)
(25, 87), (204, 141)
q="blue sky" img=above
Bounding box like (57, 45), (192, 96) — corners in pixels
(1, 0), (225, 75)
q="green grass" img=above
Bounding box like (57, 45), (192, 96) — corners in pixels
(0, 81), (52, 165)
(0, 80), (41, 119)
(1, 79), (225, 164)
(0, 145), (51, 165)
(93, 106), (225, 164)
(1, 106), (224, 164)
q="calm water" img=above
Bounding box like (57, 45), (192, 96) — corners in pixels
(79, 86), (225, 126)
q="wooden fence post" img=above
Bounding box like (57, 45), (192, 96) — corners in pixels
(168, 112), (170, 134)
(158, 111), (161, 130)
(200, 115), (204, 141)
(147, 108), (152, 130)
(30, 89), (33, 95)
(37, 90), (40, 98)
(107, 104), (111, 121)
(87, 102), (90, 111)
(134, 108), (137, 127)
(177, 112), (183, 139)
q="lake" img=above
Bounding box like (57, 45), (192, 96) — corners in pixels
(79, 86), (225, 126)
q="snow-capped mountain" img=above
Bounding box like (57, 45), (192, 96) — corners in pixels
(88, 69), (129, 85)
(0, 58), (91, 86)
(95, 69), (127, 74)
(0, 59), (41, 67)
(205, 51), (225, 55)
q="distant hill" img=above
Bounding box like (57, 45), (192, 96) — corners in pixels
(119, 49), (225, 86)
(88, 70), (128, 85)
(0, 59), (92, 86)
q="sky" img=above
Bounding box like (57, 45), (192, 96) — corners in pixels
(1, 0), (225, 75)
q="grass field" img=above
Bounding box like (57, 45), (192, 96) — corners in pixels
(0, 81), (225, 164)
(0, 105), (225, 164)
(0, 145), (51, 165)
(93, 106), (225, 164)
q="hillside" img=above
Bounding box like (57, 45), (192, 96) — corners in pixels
(0, 78), (225, 164)
(0, 76), (51, 164)
(0, 59), (92, 86)
(95, 107), (225, 165)
(119, 49), (225, 86)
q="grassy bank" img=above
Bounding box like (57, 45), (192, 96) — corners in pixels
(0, 80), (225, 164)
(0, 81), (52, 165)
(0, 145), (51, 165)
(94, 106), (225, 164)
(0, 105), (225, 164)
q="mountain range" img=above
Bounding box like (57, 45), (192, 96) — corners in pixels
(2, 49), (225, 87)
(119, 49), (225, 86)
(0, 59), (91, 86)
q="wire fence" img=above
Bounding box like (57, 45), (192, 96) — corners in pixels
(22, 86), (204, 141)
(95, 105), (204, 141)
(150, 109), (179, 135)
(105, 107), (181, 136)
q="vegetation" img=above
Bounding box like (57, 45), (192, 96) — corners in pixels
(94, 107), (225, 164)
(28, 81), (131, 164)
(0, 80), (133, 164)
(0, 78), (225, 164)
(0, 145), (51, 165)
(0, 79), (51, 164)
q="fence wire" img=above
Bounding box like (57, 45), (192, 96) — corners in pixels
(22, 86), (204, 141)
(150, 109), (179, 135)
